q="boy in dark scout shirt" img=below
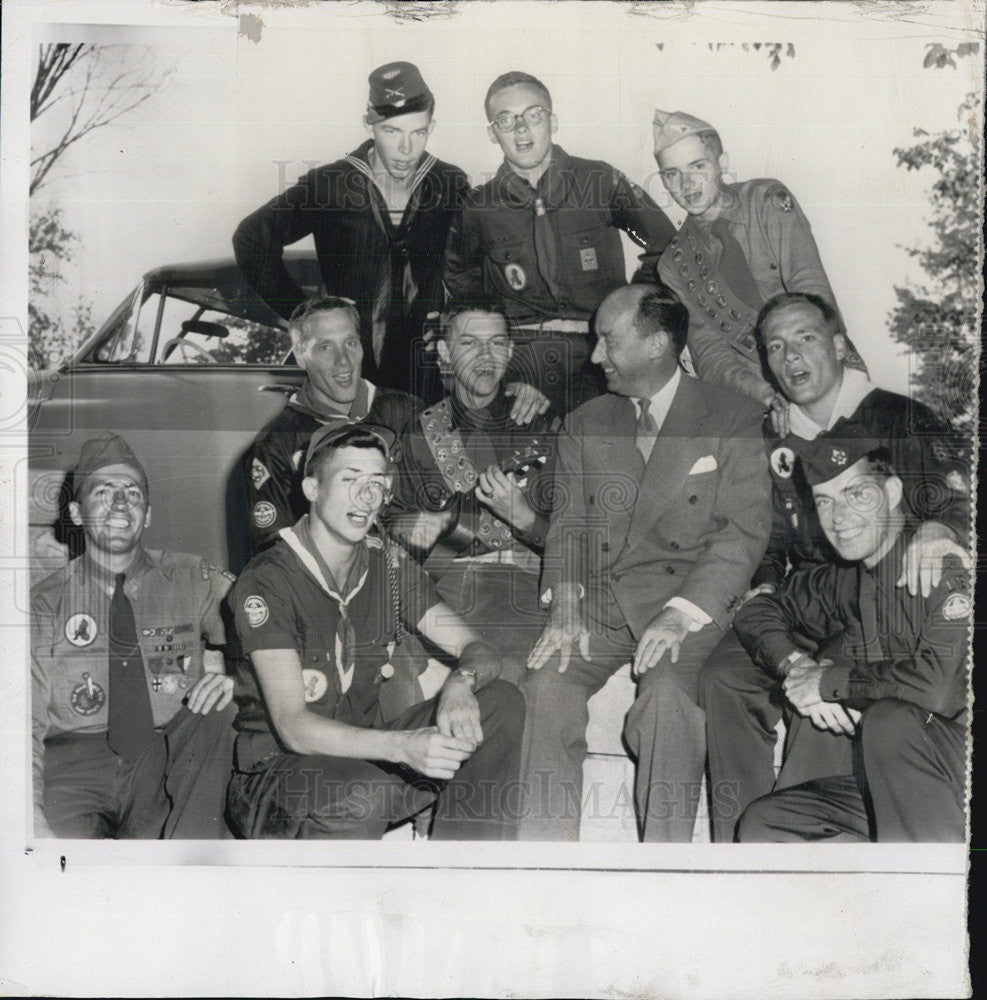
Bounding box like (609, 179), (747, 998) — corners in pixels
(31, 433), (235, 839)
(734, 431), (970, 842)
(227, 424), (524, 840)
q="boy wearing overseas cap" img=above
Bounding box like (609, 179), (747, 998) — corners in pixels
(444, 71), (675, 412)
(234, 61), (469, 397)
(31, 434), (236, 838)
(731, 430), (970, 842)
(226, 424), (524, 840)
(652, 109), (867, 412)
(698, 291), (970, 841)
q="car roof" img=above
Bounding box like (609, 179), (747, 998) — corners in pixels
(143, 249), (318, 286)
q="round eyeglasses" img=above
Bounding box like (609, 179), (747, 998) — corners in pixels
(489, 105), (551, 133)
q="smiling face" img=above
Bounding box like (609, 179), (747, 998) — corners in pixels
(69, 464), (150, 559)
(656, 134), (724, 218)
(305, 445), (392, 546)
(762, 302), (847, 415)
(486, 83), (556, 174)
(438, 311), (513, 407)
(590, 292), (664, 398)
(812, 459), (902, 566)
(366, 110), (434, 181)
(296, 309), (364, 411)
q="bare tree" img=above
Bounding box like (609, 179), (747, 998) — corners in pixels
(30, 42), (169, 195)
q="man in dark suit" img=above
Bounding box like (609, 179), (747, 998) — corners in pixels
(520, 284), (771, 842)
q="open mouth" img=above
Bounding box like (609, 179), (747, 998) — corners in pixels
(346, 510), (372, 529)
(786, 368), (811, 388)
(684, 190), (704, 206)
(514, 138), (534, 154)
(333, 371), (355, 387)
(834, 525), (865, 545)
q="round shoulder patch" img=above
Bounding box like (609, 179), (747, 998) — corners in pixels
(770, 446), (796, 479)
(70, 673), (106, 715)
(941, 592), (971, 621)
(770, 187), (794, 213)
(253, 501), (277, 529)
(243, 594), (270, 628)
(301, 668), (328, 703)
(503, 262), (527, 291)
(64, 612), (97, 647)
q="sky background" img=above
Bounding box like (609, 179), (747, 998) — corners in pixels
(26, 2), (985, 398)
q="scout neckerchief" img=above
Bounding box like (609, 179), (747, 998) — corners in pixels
(289, 378), (374, 424)
(280, 516), (376, 694)
(344, 143), (438, 365)
(498, 146), (569, 304)
(788, 368), (873, 439)
(419, 397), (515, 550)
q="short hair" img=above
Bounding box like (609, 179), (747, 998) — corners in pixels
(861, 447), (896, 480)
(288, 296), (361, 356)
(307, 425), (390, 482)
(484, 71), (553, 119)
(440, 300), (511, 341)
(756, 292), (845, 340)
(630, 285), (690, 357)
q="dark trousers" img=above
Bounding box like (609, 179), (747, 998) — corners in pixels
(699, 631), (851, 842)
(738, 699), (967, 842)
(433, 560), (547, 687)
(43, 704), (237, 839)
(226, 680), (524, 840)
(519, 617), (724, 843)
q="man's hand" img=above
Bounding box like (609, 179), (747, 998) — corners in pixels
(423, 311), (441, 353)
(781, 656), (825, 713)
(739, 582), (776, 609)
(389, 509), (456, 555)
(528, 584), (590, 674)
(767, 392), (791, 438)
(476, 465), (535, 531)
(896, 520), (971, 598)
(804, 701), (858, 736)
(504, 381), (550, 425)
(186, 671), (234, 715)
(436, 673), (483, 746)
(632, 606), (691, 676)
(400, 727), (475, 780)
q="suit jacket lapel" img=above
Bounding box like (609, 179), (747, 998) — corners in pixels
(625, 375), (710, 549)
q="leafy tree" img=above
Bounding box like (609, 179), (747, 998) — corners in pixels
(887, 83), (981, 435)
(29, 44), (172, 369)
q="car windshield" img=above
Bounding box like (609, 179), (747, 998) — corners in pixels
(86, 256), (320, 367)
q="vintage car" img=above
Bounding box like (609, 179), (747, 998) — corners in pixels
(28, 252), (321, 582)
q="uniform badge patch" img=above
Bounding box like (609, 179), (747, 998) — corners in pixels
(291, 450), (304, 471)
(830, 447), (848, 466)
(70, 673), (106, 715)
(251, 458), (271, 490)
(771, 188), (794, 212)
(504, 262), (527, 291)
(770, 446), (796, 479)
(64, 613), (97, 647)
(946, 470), (968, 494)
(941, 593), (971, 621)
(253, 501), (277, 528)
(579, 247), (599, 271)
(243, 595), (270, 628)
(160, 674), (181, 695)
(302, 668), (328, 703)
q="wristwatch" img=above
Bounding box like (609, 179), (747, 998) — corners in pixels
(778, 649), (810, 675)
(456, 668), (479, 689)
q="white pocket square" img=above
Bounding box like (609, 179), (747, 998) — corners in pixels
(688, 455), (717, 475)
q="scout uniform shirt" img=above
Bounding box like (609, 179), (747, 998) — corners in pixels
(31, 549), (232, 812)
(391, 387), (558, 560)
(243, 379), (420, 556)
(754, 379), (971, 590)
(230, 516), (440, 770)
(658, 178), (837, 404)
(444, 146), (674, 325)
(734, 528), (970, 721)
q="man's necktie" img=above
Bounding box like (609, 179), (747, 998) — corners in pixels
(635, 398), (658, 464)
(107, 573), (155, 761)
(709, 218), (763, 313)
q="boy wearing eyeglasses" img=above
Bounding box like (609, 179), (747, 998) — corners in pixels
(444, 72), (675, 412)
